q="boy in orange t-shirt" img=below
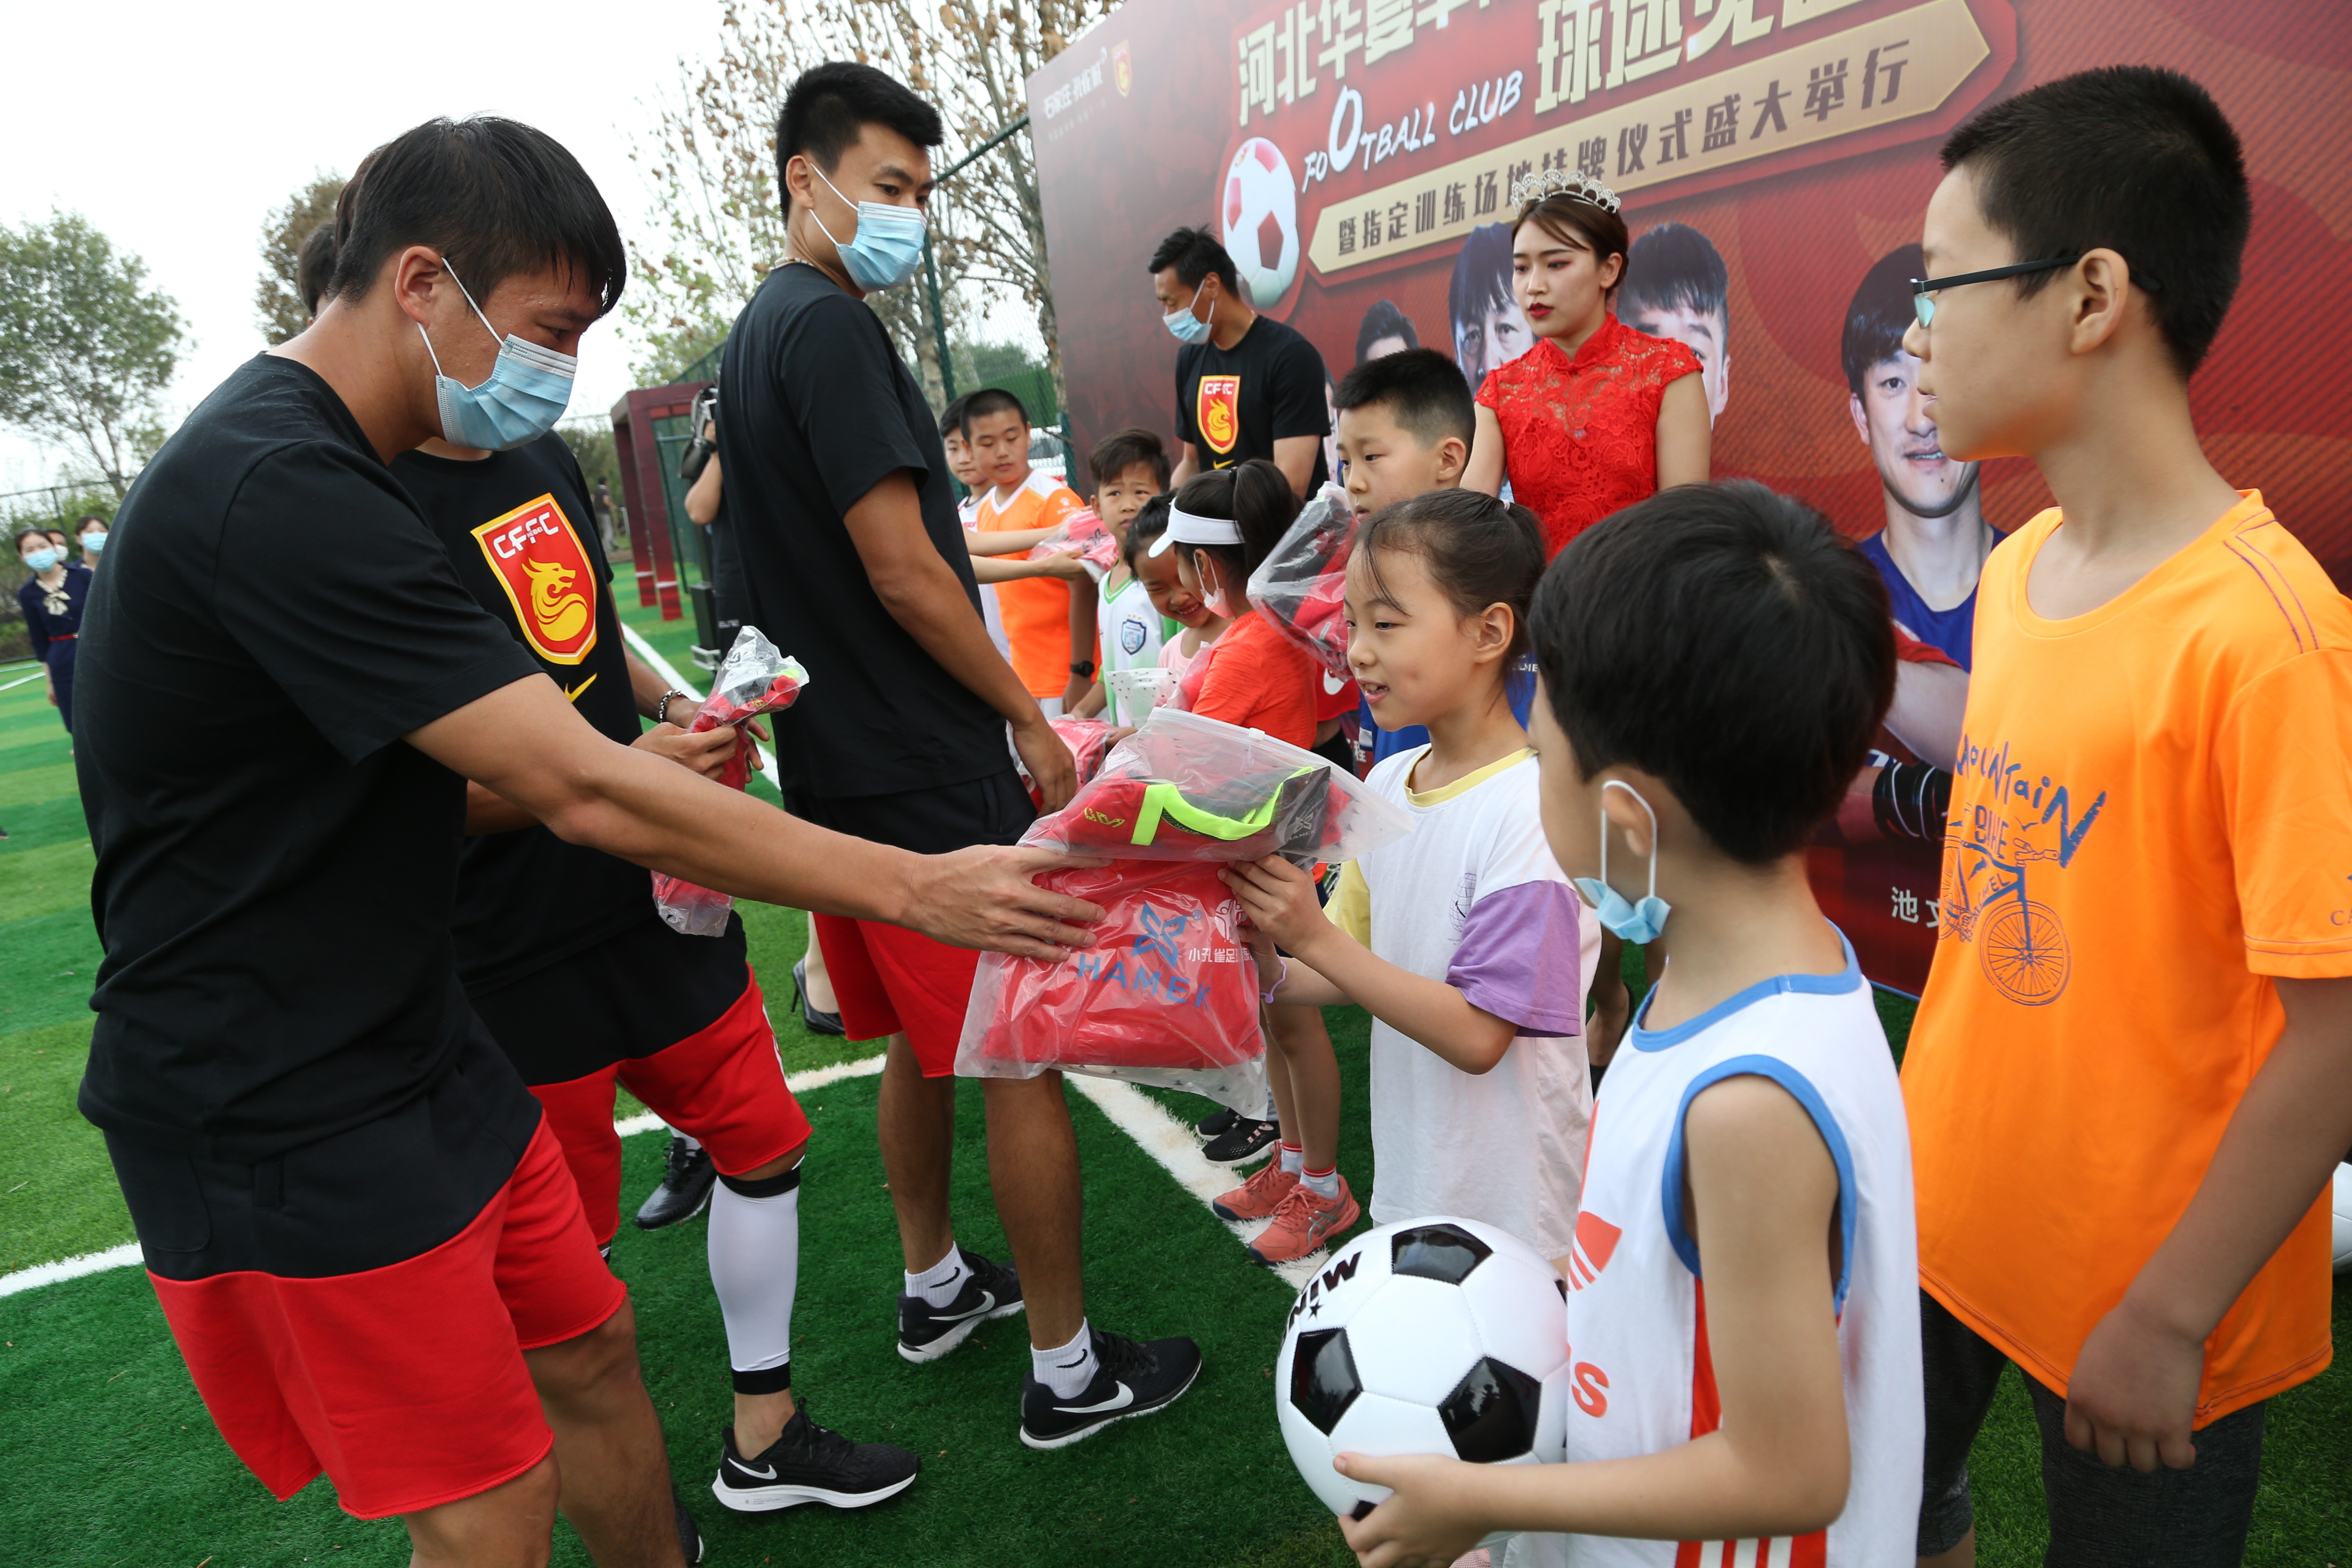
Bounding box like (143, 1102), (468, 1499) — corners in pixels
(964, 388), (1095, 715)
(1901, 69), (2352, 1566)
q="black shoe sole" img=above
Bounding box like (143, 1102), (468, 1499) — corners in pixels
(1019, 1355), (1202, 1450)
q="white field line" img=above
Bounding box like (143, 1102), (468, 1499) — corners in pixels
(617, 619), (772, 775)
(0, 1242), (143, 1298)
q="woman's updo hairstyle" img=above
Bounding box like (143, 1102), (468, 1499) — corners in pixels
(1357, 488), (1547, 659)
(1171, 458), (1302, 587)
(1511, 183), (1630, 298)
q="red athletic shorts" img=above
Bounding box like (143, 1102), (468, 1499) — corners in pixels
(529, 965), (813, 1242)
(144, 1113), (623, 1519)
(813, 913), (983, 1077)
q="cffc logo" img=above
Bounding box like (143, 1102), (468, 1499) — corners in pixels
(472, 493), (598, 666)
(1196, 375), (1241, 455)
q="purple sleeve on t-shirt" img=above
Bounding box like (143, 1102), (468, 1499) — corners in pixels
(1446, 879), (1586, 1037)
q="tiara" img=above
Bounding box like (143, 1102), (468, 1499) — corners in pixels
(1509, 166), (1621, 214)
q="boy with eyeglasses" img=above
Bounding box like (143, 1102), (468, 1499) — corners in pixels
(1899, 68), (2352, 1566)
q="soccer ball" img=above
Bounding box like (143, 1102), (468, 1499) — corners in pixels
(1224, 138), (1300, 310)
(2332, 1163), (2352, 1273)
(1276, 1217), (1569, 1541)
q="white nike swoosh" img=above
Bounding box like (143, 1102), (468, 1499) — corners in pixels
(735, 1460), (777, 1480)
(1054, 1381), (1135, 1415)
(928, 1290), (996, 1324)
(1321, 669), (1346, 694)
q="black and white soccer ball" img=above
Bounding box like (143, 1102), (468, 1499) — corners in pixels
(1275, 1216), (1569, 1539)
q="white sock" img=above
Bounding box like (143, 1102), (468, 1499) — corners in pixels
(1301, 1164), (1340, 1200)
(905, 1245), (969, 1308)
(1033, 1320), (1098, 1398)
(706, 1162), (800, 1396)
(1279, 1142), (1304, 1175)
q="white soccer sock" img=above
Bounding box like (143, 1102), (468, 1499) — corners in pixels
(904, 1245), (969, 1309)
(706, 1161), (801, 1395)
(1301, 1164), (1340, 1200)
(1033, 1320), (1098, 1398)
(1279, 1142), (1304, 1175)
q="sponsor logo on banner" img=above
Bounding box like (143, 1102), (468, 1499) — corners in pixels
(1197, 374), (1242, 455)
(472, 493), (598, 665)
(1114, 41), (1132, 95)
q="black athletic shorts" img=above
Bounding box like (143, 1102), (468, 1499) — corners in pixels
(467, 911), (751, 1087)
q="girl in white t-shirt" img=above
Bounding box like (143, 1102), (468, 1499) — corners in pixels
(1225, 489), (1595, 1258)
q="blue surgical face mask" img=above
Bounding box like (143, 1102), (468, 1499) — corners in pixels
(22, 547), (62, 573)
(807, 165), (928, 292)
(1163, 279), (1212, 344)
(1572, 781), (1672, 944)
(79, 530), (107, 554)
(416, 260), (577, 452)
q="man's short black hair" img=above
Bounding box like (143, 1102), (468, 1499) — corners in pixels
(776, 62), (944, 213)
(960, 387), (1028, 437)
(1354, 299), (1419, 363)
(1090, 427), (1171, 490)
(331, 117), (625, 315)
(1840, 245), (1922, 396)
(296, 224), (338, 318)
(1533, 482), (1894, 866)
(1941, 65), (2249, 377)
(1334, 348), (1475, 449)
(1620, 223), (1728, 325)
(1148, 226), (1240, 297)
(938, 393), (970, 441)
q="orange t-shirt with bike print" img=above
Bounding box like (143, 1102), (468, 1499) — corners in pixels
(1903, 491), (2352, 1425)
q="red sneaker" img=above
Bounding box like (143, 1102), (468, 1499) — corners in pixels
(1246, 1177), (1360, 1265)
(1211, 1160), (1298, 1222)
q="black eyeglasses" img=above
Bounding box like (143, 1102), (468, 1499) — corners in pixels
(1911, 255), (2161, 327)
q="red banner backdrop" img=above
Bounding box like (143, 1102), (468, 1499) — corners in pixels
(1028, 0), (2352, 993)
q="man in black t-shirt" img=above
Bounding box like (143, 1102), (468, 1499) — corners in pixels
(74, 115), (1095, 1560)
(1149, 225), (1331, 497)
(394, 429), (916, 1514)
(717, 62), (1202, 1450)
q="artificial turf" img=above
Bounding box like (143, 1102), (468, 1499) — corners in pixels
(0, 601), (2345, 1565)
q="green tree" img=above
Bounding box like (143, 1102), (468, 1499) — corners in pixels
(0, 211), (186, 498)
(255, 172), (346, 344)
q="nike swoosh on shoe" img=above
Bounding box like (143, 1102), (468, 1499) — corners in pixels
(931, 1291), (997, 1324)
(1054, 1382), (1135, 1416)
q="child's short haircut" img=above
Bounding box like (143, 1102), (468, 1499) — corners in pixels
(1122, 493), (1175, 571)
(1533, 482), (1895, 865)
(1840, 245), (1926, 396)
(959, 387), (1028, 438)
(1358, 489), (1545, 659)
(1089, 426), (1171, 490)
(938, 393), (970, 441)
(1333, 348), (1476, 449)
(1940, 65), (2248, 377)
(1620, 222), (1728, 328)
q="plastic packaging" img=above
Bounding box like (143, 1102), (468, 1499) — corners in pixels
(1015, 716), (1117, 808)
(1029, 508), (1120, 582)
(1245, 482), (1358, 681)
(1106, 665), (1180, 716)
(652, 627), (811, 936)
(1023, 707), (1415, 867)
(956, 858), (1271, 1112)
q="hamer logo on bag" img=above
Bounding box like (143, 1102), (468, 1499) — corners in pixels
(472, 493), (598, 666)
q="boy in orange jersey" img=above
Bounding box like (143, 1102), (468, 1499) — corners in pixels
(1900, 68), (2352, 1566)
(964, 388), (1095, 715)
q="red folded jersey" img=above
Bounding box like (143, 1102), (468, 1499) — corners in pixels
(965, 860), (1263, 1072)
(1021, 717), (1117, 808)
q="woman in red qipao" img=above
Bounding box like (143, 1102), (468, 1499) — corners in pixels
(1463, 169), (1711, 558)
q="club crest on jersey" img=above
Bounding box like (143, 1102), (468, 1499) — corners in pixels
(1196, 375), (1241, 456)
(473, 493), (598, 666)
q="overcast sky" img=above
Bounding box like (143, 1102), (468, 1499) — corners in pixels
(0, 0), (737, 494)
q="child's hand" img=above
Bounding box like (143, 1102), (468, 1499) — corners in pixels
(1220, 855), (1328, 957)
(1333, 1452), (1488, 1568)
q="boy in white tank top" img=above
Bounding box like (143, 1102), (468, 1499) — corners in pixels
(1338, 482), (1922, 1567)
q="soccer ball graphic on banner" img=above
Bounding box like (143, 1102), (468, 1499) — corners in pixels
(1276, 1217), (1569, 1543)
(1224, 138), (1300, 309)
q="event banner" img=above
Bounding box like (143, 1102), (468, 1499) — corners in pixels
(1029, 0), (2351, 995)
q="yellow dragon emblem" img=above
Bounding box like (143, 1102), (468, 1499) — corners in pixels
(523, 557), (590, 644)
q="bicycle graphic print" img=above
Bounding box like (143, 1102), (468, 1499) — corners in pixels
(1941, 815), (2072, 1006)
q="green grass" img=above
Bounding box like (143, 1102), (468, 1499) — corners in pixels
(0, 596), (2344, 1565)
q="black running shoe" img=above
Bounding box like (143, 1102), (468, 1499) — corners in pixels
(633, 1135), (716, 1230)
(897, 1247), (1024, 1364)
(710, 1403), (921, 1514)
(792, 956), (846, 1038)
(1202, 1115), (1281, 1164)
(672, 1484), (706, 1563)
(1020, 1328), (1203, 1450)
(1195, 1105), (1239, 1138)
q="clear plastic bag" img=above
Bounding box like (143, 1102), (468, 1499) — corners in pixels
(1245, 481), (1358, 681)
(1029, 507), (1120, 583)
(1023, 707), (1415, 867)
(956, 858), (1271, 1112)
(1014, 716), (1117, 808)
(652, 627), (812, 936)
(1106, 665), (1180, 716)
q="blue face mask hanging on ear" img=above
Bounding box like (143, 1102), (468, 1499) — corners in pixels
(1163, 279), (1212, 344)
(807, 164), (928, 292)
(416, 260), (577, 452)
(1572, 780), (1672, 944)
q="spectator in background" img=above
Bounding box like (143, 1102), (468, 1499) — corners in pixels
(1355, 297), (1419, 363)
(296, 223), (337, 320)
(1151, 225), (1330, 496)
(16, 524), (91, 735)
(1619, 221), (1732, 427)
(74, 513), (110, 570)
(1448, 222), (1532, 385)
(592, 478), (620, 553)
(1842, 244), (2001, 669)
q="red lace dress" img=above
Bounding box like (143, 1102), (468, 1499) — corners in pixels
(1475, 314), (1700, 558)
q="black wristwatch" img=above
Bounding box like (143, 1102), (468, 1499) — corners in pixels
(1069, 660), (1096, 677)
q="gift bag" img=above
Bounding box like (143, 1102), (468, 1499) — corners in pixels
(652, 627), (811, 936)
(956, 858), (1271, 1111)
(1023, 707), (1413, 867)
(1029, 508), (1121, 582)
(1015, 716), (1117, 808)
(1245, 482), (1358, 681)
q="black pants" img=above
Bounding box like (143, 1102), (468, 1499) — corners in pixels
(1918, 1289), (2265, 1564)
